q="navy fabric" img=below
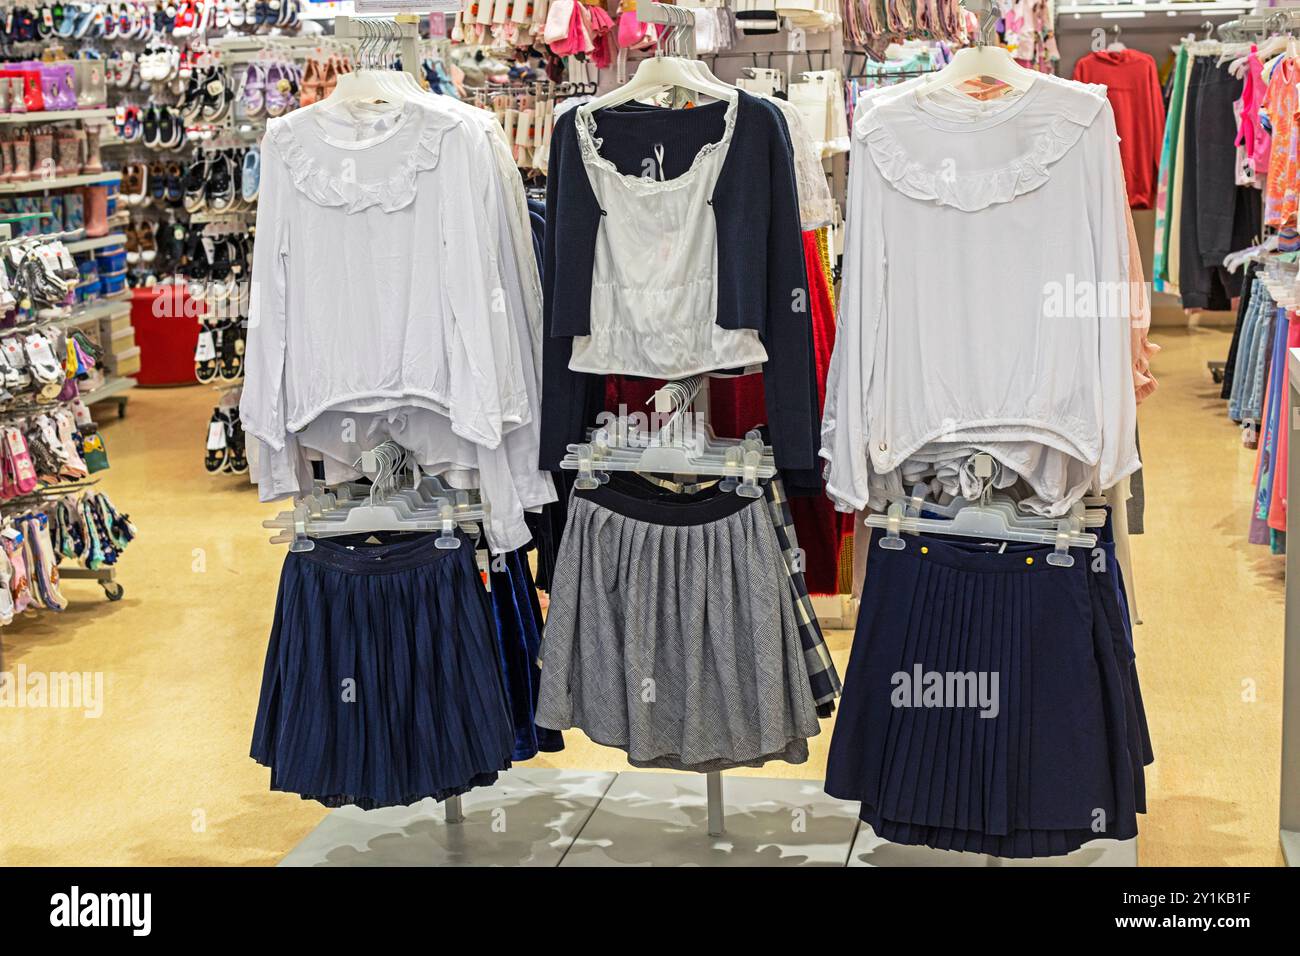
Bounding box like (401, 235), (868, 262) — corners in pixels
(250, 531), (514, 810)
(825, 527), (1151, 858)
(490, 547), (564, 760)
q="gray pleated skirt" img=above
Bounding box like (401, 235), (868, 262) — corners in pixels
(535, 484), (821, 771)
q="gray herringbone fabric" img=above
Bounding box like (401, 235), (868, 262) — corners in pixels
(535, 490), (821, 771)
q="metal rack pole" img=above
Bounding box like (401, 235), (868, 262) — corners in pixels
(706, 771), (725, 836)
(445, 794), (464, 824)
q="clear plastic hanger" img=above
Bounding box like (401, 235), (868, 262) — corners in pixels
(559, 376), (776, 498)
(899, 482), (1107, 530)
(866, 455), (1098, 567)
(263, 442), (489, 551)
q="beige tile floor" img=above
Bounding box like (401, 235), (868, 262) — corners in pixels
(0, 326), (1286, 865)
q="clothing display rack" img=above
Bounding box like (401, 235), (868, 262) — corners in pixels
(1282, 343), (1300, 866)
(334, 13), (422, 82)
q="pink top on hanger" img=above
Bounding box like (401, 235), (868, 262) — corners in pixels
(1236, 47), (1271, 179)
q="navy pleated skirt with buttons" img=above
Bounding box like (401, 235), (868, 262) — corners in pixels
(825, 526), (1152, 858)
(250, 532), (515, 811)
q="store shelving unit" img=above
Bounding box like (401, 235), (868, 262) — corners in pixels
(47, 295), (131, 333)
(0, 171), (121, 195)
(1058, 1), (1253, 18)
(0, 107), (115, 125)
(81, 374), (136, 418)
(64, 232), (126, 255)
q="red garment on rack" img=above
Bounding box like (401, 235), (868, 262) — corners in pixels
(603, 230), (847, 593)
(1072, 49), (1166, 209)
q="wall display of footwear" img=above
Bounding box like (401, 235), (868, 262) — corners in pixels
(0, 229), (136, 612)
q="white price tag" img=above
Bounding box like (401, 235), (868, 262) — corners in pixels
(207, 421), (228, 450)
(194, 330), (216, 362)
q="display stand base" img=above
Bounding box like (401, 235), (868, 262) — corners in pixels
(278, 768), (616, 867)
(278, 769), (1140, 867)
(558, 772), (860, 867)
(849, 826), (1138, 867)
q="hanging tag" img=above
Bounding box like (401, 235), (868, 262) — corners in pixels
(476, 548), (492, 592)
(205, 78), (225, 97)
(207, 421), (228, 450)
(194, 330), (216, 361)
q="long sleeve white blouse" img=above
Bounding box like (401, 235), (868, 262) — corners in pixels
(821, 75), (1141, 515)
(243, 98), (555, 551)
(241, 99), (530, 458)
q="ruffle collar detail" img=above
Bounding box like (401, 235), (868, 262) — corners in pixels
(266, 104), (449, 214)
(858, 80), (1107, 212)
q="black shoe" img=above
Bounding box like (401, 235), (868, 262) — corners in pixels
(207, 151), (234, 211)
(204, 409), (229, 472)
(223, 409), (247, 474)
(182, 155), (209, 213)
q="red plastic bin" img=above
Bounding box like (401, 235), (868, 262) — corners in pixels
(129, 286), (203, 387)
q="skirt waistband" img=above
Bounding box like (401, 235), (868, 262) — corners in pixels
(869, 526), (1099, 573)
(575, 482), (761, 526)
(293, 530), (470, 575)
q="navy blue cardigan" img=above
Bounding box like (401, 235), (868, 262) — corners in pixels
(540, 91), (820, 490)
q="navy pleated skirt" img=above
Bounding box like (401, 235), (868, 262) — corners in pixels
(825, 527), (1152, 858)
(251, 532), (515, 810)
(489, 548), (564, 761)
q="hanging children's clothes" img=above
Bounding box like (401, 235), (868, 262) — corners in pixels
(820, 71), (1152, 858)
(539, 89), (821, 490)
(1176, 57), (1258, 309)
(250, 530), (516, 810)
(244, 94), (561, 810)
(824, 510), (1151, 858)
(534, 474), (833, 770)
(822, 75), (1140, 516)
(1152, 44), (1189, 293)
(242, 97), (556, 552)
(1072, 49), (1166, 209)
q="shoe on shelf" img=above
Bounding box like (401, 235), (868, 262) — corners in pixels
(121, 162), (149, 205)
(181, 155), (209, 214)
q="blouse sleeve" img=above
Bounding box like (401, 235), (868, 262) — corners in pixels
(760, 103), (820, 480)
(241, 129), (290, 452)
(820, 128), (885, 511)
(1087, 103), (1142, 491)
(440, 123), (531, 450)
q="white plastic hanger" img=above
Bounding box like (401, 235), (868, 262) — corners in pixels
(324, 19), (415, 104)
(581, 3), (735, 112)
(914, 0), (1036, 101)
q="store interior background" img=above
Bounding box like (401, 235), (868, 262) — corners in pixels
(0, 2), (1288, 866)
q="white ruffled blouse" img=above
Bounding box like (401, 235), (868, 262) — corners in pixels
(242, 98), (554, 551)
(243, 99), (530, 453)
(821, 75), (1141, 515)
